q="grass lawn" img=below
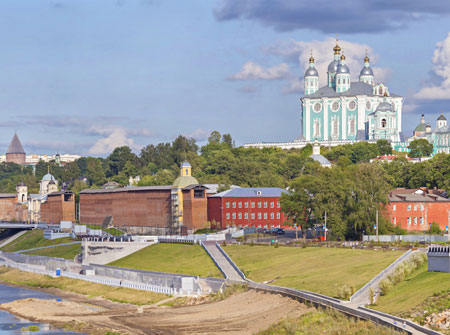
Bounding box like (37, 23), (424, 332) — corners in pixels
(0, 267), (167, 305)
(224, 245), (404, 298)
(0, 230), (76, 253)
(259, 308), (403, 335)
(24, 243), (81, 260)
(86, 224), (124, 236)
(109, 243), (223, 278)
(373, 263), (450, 315)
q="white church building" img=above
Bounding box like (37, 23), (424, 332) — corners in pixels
(245, 40), (406, 150)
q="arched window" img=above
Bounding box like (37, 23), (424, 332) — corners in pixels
(349, 119), (355, 135)
(381, 118), (387, 128)
(379, 87), (383, 95)
(338, 79), (341, 85)
(22, 194), (25, 202)
(314, 119), (320, 137)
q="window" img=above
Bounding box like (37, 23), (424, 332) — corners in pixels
(251, 202), (255, 208)
(232, 202), (236, 208)
(226, 213), (230, 219)
(264, 202), (268, 208)
(332, 118), (339, 137)
(349, 119), (355, 135)
(238, 213), (242, 219)
(232, 213), (236, 219)
(379, 87), (383, 95)
(226, 202), (230, 209)
(270, 201), (274, 208)
(258, 213), (262, 219)
(420, 204), (424, 211)
(194, 189), (204, 198)
(348, 100), (356, 111)
(366, 101), (371, 110)
(332, 101), (339, 111)
(264, 213), (268, 219)
(277, 201), (280, 208)
(381, 118), (387, 128)
(276, 212), (280, 219)
(270, 213), (274, 219)
(414, 205), (417, 211)
(313, 119), (321, 137)
(407, 217), (411, 225)
(244, 202), (248, 208)
(258, 201), (262, 208)
(238, 202), (242, 208)
(244, 213), (248, 219)
(393, 205), (396, 211)
(414, 217), (417, 225)
(313, 103), (322, 112)
(407, 205), (411, 211)
(393, 217), (396, 225)
(251, 213), (255, 219)
(420, 217), (424, 225)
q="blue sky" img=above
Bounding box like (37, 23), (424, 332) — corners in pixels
(1, 0), (450, 156)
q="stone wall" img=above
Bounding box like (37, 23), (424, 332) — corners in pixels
(0, 196), (27, 222)
(428, 246), (450, 272)
(82, 240), (156, 265)
(41, 192), (75, 224)
(80, 189), (172, 230)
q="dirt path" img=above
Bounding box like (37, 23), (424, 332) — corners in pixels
(0, 290), (311, 335)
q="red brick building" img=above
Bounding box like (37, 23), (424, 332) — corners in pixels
(385, 188), (450, 231)
(79, 185), (207, 235)
(207, 187), (289, 229)
(40, 191), (75, 224)
(0, 194), (27, 222)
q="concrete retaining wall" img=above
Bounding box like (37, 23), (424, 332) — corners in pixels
(428, 246), (450, 273)
(364, 235), (449, 243)
(82, 240), (156, 265)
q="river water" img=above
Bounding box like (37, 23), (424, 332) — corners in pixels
(0, 283), (83, 334)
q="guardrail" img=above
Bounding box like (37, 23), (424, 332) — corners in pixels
(359, 307), (443, 335)
(247, 282), (438, 335)
(215, 242), (247, 281)
(350, 249), (414, 302)
(200, 241), (228, 279)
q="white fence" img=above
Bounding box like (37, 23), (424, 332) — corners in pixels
(1, 257), (199, 296)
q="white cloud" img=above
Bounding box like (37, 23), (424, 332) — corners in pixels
(283, 77), (304, 94)
(271, 38), (392, 88)
(403, 102), (420, 113)
(87, 126), (142, 155)
(415, 33), (450, 99)
(228, 62), (290, 80)
(183, 128), (210, 141)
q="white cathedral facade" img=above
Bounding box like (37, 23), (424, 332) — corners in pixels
(302, 42), (403, 143)
(245, 40), (405, 150)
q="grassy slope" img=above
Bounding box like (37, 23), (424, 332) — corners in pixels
(224, 245), (403, 297)
(259, 308), (403, 335)
(0, 230), (75, 253)
(373, 263), (450, 315)
(109, 243), (223, 278)
(0, 267), (166, 305)
(24, 243), (81, 260)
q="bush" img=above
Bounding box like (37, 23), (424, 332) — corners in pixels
(428, 222), (442, 235)
(337, 284), (353, 300)
(379, 278), (393, 296)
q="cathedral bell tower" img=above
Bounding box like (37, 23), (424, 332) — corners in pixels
(304, 51), (319, 95)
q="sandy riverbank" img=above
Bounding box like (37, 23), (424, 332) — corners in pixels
(0, 290), (311, 335)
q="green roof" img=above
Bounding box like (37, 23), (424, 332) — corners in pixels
(172, 175), (199, 189)
(415, 123), (426, 132)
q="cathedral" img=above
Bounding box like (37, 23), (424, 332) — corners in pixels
(301, 40), (404, 143)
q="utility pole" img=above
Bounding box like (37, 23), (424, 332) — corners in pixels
(324, 211), (327, 241)
(376, 208), (379, 242)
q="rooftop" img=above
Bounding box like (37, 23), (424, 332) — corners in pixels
(389, 188), (450, 202)
(303, 81), (400, 99)
(210, 187), (288, 198)
(7, 133), (25, 155)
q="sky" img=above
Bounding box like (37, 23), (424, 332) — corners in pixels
(2, 0), (450, 156)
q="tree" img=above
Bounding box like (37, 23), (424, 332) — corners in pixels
(208, 131), (221, 145)
(85, 157), (105, 186)
(408, 139), (433, 158)
(429, 222), (442, 235)
(222, 133), (233, 148)
(106, 146), (139, 176)
(62, 162), (81, 182)
(376, 139), (392, 155)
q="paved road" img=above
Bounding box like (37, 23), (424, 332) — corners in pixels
(202, 242), (245, 282)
